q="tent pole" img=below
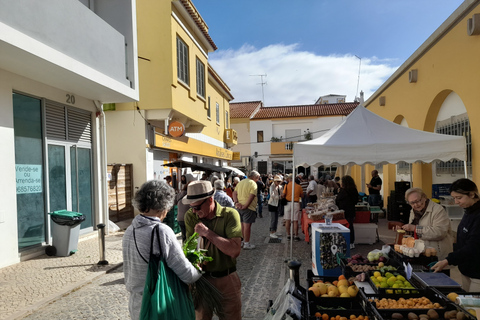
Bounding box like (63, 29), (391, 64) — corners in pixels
(290, 159), (295, 261)
(361, 165), (365, 193)
(410, 163), (413, 186)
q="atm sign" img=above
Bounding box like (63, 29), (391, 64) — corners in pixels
(168, 121), (185, 137)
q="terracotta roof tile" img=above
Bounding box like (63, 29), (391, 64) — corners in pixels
(180, 0), (217, 51)
(230, 101), (262, 118)
(252, 102), (359, 119)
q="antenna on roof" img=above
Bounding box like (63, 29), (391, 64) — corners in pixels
(250, 74), (267, 105)
(354, 55), (361, 102)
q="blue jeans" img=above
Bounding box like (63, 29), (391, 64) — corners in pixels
(257, 194), (264, 216)
(368, 194), (382, 207)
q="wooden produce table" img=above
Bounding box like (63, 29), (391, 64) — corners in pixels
(301, 210), (349, 243)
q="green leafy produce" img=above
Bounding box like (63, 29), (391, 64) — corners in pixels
(182, 233), (224, 318)
(182, 232), (213, 271)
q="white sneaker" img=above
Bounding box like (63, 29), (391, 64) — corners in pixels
(350, 243), (355, 249)
(243, 243), (256, 250)
(241, 241), (244, 248)
(269, 233), (278, 239)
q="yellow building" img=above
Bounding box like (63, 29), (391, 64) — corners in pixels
(361, 0), (480, 204)
(105, 0), (236, 197)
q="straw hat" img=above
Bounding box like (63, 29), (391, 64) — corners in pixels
(182, 180), (215, 204)
(273, 175), (282, 182)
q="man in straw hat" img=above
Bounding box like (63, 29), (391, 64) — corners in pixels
(232, 170), (261, 250)
(183, 180), (242, 320)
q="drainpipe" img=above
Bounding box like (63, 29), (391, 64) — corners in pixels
(94, 101), (109, 235)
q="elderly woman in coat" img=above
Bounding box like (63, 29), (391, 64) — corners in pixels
(399, 187), (453, 260)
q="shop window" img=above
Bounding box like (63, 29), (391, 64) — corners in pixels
(258, 161), (268, 175)
(13, 93), (46, 249)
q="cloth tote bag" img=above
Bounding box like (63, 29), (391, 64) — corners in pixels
(137, 224), (195, 320)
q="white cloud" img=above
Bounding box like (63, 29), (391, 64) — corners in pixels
(209, 44), (398, 106)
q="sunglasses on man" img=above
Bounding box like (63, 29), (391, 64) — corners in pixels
(190, 198), (208, 211)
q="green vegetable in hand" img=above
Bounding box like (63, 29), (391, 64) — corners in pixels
(182, 233), (224, 318)
(182, 232), (213, 271)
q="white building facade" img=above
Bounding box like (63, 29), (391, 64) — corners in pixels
(230, 102), (358, 176)
(0, 0), (139, 268)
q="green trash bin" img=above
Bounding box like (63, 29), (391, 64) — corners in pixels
(46, 210), (85, 257)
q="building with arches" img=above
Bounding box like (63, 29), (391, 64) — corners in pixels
(362, 0), (480, 200)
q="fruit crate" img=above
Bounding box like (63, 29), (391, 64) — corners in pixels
(306, 306), (372, 320)
(340, 255), (403, 279)
(388, 245), (438, 271)
(307, 270), (362, 310)
(429, 287), (480, 317)
(358, 286), (454, 320)
(365, 299), (477, 320)
(366, 270), (424, 295)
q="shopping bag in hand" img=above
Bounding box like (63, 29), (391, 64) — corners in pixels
(139, 225), (195, 320)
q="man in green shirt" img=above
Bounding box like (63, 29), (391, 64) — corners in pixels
(183, 180), (242, 320)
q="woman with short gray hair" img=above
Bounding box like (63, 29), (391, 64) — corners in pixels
(123, 180), (201, 320)
(399, 187), (453, 261)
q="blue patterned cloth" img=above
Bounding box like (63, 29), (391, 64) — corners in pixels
(214, 190), (235, 208)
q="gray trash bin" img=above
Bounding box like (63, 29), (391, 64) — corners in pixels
(46, 210), (85, 257)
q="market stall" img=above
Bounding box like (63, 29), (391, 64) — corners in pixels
(282, 105), (469, 319)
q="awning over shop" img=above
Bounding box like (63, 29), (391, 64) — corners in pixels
(161, 160), (231, 174)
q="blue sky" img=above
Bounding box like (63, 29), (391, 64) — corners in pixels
(193, 0), (464, 106)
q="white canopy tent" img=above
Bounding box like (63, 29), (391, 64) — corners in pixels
(294, 105), (466, 168)
(285, 105), (466, 260)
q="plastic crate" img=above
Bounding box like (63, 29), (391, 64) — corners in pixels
(306, 270), (362, 310)
(340, 259), (402, 279)
(355, 211), (371, 223)
(366, 270), (423, 295)
(358, 286), (451, 320)
(388, 245), (438, 271)
(306, 307), (370, 320)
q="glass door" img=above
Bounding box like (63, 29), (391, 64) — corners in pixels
(70, 146), (93, 228)
(47, 143), (93, 230)
(48, 145), (67, 212)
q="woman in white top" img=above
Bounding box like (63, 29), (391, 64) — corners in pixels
(267, 175), (283, 238)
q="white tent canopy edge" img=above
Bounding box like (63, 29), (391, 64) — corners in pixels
(293, 105), (466, 168)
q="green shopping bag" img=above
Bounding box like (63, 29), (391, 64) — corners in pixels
(139, 225), (195, 320)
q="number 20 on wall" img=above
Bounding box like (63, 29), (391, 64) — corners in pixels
(66, 94), (75, 104)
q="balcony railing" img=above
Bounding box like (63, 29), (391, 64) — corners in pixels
(270, 141), (295, 155)
(225, 129), (237, 147)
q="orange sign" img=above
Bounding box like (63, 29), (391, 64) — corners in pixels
(168, 121), (185, 137)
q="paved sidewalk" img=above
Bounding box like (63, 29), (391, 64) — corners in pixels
(0, 231), (125, 320)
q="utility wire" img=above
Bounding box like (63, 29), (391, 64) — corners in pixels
(236, 127), (331, 145)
